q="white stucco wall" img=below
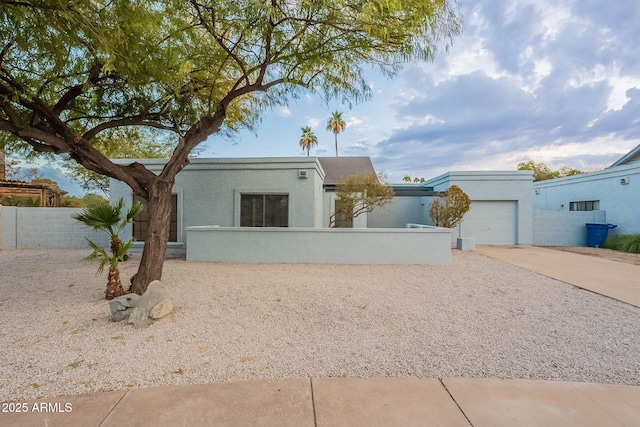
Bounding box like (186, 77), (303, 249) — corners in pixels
(186, 226), (452, 265)
(424, 171), (534, 245)
(533, 210), (607, 246)
(367, 196), (431, 228)
(110, 157), (325, 248)
(0, 206), (108, 249)
(532, 163), (640, 235)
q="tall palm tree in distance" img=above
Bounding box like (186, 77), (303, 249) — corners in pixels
(299, 126), (318, 156)
(326, 111), (346, 157)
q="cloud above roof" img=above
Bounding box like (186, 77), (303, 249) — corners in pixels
(371, 0), (640, 178)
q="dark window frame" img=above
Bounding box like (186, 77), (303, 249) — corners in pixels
(240, 193), (289, 227)
(569, 200), (600, 211)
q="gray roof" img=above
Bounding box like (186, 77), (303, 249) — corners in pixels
(610, 144), (640, 167)
(318, 157), (377, 185)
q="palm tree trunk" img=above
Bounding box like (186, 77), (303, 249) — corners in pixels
(334, 133), (338, 157)
(110, 235), (122, 256)
(129, 180), (172, 295)
(105, 266), (125, 300)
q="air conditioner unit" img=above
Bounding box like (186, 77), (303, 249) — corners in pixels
(298, 170), (308, 179)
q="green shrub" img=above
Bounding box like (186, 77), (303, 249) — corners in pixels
(604, 234), (640, 254)
(0, 195), (40, 206)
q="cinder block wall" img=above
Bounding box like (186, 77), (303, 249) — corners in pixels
(532, 210), (606, 246)
(1, 207), (109, 249)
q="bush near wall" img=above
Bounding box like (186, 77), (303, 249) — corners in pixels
(0, 195), (41, 206)
(604, 234), (640, 254)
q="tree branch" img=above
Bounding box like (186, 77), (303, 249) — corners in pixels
(53, 62), (103, 115)
(82, 115), (178, 141)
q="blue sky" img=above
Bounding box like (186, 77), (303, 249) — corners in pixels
(205, 0), (640, 179)
(15, 0), (640, 195)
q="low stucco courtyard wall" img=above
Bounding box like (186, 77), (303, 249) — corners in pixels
(186, 226), (452, 265)
(532, 210), (607, 246)
(0, 206), (108, 249)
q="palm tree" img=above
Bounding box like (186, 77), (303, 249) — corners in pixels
(73, 198), (143, 300)
(299, 126), (318, 156)
(326, 111), (346, 157)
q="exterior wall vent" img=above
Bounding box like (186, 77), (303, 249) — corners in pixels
(620, 177), (629, 185)
(298, 170), (308, 179)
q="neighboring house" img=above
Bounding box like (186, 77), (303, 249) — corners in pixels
(0, 151), (67, 207)
(533, 144), (640, 236)
(0, 180), (67, 207)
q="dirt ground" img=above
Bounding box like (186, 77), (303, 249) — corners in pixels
(544, 246), (640, 266)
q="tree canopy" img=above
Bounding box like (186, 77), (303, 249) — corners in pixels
(403, 175), (425, 183)
(517, 160), (584, 182)
(428, 184), (471, 229)
(329, 172), (394, 227)
(327, 111), (346, 157)
(299, 126), (318, 157)
(0, 0), (462, 293)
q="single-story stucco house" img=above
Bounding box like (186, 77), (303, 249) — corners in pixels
(110, 156), (460, 264)
(533, 144), (640, 236)
(109, 157), (534, 255)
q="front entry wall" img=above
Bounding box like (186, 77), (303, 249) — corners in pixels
(186, 226), (452, 265)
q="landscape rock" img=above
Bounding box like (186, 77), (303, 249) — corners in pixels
(109, 294), (141, 322)
(111, 307), (134, 322)
(109, 294), (141, 313)
(127, 280), (174, 328)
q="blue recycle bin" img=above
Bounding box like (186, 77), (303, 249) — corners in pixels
(585, 223), (617, 248)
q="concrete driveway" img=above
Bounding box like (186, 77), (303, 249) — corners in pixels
(476, 246), (640, 307)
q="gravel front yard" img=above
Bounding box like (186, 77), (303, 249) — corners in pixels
(1, 248), (638, 402)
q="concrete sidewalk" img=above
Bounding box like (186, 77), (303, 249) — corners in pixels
(2, 377), (640, 426)
(476, 246), (640, 307)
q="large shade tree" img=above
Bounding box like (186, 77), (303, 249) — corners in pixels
(0, 0), (462, 294)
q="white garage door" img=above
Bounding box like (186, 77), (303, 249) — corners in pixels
(460, 201), (517, 245)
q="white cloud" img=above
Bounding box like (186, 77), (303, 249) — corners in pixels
(606, 73), (640, 111)
(306, 117), (320, 129)
(345, 115), (363, 127)
(277, 106), (292, 117)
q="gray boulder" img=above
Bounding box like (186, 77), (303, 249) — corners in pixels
(127, 280), (174, 328)
(109, 294), (141, 322)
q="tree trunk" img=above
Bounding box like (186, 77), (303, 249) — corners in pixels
(128, 179), (173, 295)
(105, 266), (125, 300)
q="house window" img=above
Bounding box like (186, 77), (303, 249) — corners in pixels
(240, 194), (288, 227)
(570, 200), (599, 211)
(133, 194), (178, 242)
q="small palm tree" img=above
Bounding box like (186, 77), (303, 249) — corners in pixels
(73, 198), (143, 300)
(326, 111), (346, 157)
(299, 126), (318, 156)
